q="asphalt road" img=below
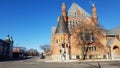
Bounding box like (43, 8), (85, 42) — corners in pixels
(0, 57), (120, 68)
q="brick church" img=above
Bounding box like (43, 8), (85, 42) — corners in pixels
(47, 2), (120, 62)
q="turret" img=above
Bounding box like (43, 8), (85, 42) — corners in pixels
(52, 15), (70, 60)
(6, 35), (11, 42)
(62, 2), (67, 22)
(55, 15), (69, 34)
(10, 36), (14, 43)
(6, 35), (14, 43)
(92, 3), (98, 25)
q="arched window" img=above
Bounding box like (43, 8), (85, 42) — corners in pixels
(73, 21), (74, 27)
(80, 32), (83, 40)
(84, 29), (90, 42)
(91, 32), (95, 42)
(76, 8), (82, 16)
(113, 46), (118, 50)
(70, 21), (72, 27)
(76, 21), (78, 25)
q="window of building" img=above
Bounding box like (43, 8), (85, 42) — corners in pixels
(91, 32), (95, 42)
(73, 21), (74, 27)
(0, 46), (3, 56)
(70, 21), (72, 27)
(89, 55), (92, 59)
(76, 22), (78, 25)
(80, 29), (96, 43)
(80, 32), (83, 40)
(103, 55), (106, 59)
(94, 46), (96, 51)
(84, 46), (96, 52)
(84, 29), (90, 42)
(76, 55), (80, 59)
(56, 39), (58, 43)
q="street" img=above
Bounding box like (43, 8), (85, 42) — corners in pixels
(0, 57), (120, 68)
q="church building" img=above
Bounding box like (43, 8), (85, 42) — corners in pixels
(47, 2), (120, 62)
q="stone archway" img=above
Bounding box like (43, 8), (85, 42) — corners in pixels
(113, 46), (120, 55)
(112, 45), (120, 59)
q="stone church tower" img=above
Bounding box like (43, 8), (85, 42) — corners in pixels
(52, 15), (70, 61)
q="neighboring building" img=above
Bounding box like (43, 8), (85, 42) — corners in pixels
(13, 47), (26, 58)
(0, 35), (13, 59)
(106, 27), (120, 59)
(48, 2), (120, 62)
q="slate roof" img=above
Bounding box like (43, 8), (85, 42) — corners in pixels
(107, 38), (116, 47)
(55, 16), (69, 34)
(107, 26), (120, 35)
(68, 2), (91, 17)
(51, 26), (56, 36)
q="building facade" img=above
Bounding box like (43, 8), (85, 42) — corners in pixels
(48, 2), (120, 62)
(0, 35), (13, 59)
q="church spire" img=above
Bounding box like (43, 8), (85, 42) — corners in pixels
(55, 15), (69, 34)
(92, 3), (97, 17)
(62, 2), (66, 16)
(92, 3), (98, 25)
(62, 2), (67, 22)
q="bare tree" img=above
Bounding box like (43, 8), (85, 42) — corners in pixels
(28, 49), (39, 56)
(40, 44), (50, 53)
(70, 20), (107, 60)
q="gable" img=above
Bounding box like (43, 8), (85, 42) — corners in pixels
(107, 39), (120, 48)
(68, 2), (91, 17)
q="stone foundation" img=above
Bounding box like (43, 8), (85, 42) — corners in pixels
(45, 54), (70, 62)
(45, 55), (61, 62)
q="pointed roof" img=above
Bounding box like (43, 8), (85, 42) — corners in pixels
(55, 16), (69, 34)
(68, 2), (91, 17)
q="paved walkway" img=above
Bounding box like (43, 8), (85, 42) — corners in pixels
(40, 58), (120, 62)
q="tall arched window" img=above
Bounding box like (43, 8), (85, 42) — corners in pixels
(80, 32), (83, 40)
(91, 32), (95, 42)
(84, 29), (90, 42)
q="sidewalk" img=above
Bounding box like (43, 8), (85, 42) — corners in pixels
(39, 58), (120, 62)
(68, 59), (120, 63)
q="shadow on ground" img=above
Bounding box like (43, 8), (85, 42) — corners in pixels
(0, 56), (33, 62)
(77, 62), (101, 68)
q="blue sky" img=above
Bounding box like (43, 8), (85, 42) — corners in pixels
(0, 0), (120, 52)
